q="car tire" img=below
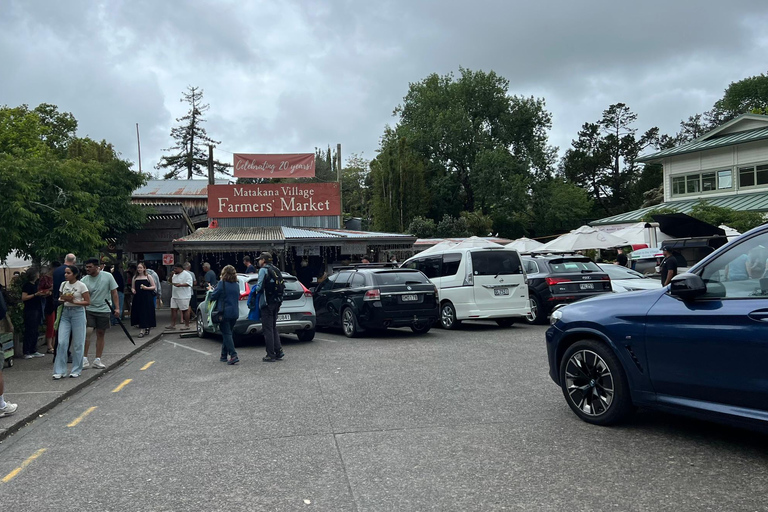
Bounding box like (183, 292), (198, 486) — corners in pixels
(439, 301), (460, 330)
(196, 313), (210, 338)
(525, 293), (548, 325)
(559, 339), (633, 426)
(410, 321), (431, 335)
(495, 318), (515, 328)
(296, 329), (315, 342)
(341, 307), (362, 338)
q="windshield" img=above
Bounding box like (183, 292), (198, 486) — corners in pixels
(598, 264), (645, 280)
(374, 271), (430, 286)
(548, 259), (601, 274)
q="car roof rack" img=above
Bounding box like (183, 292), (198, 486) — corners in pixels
(331, 263), (399, 271)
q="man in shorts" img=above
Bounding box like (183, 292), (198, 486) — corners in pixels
(81, 258), (120, 369)
(168, 263), (193, 330)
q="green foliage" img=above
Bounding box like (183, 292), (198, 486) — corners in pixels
(460, 210), (494, 237)
(156, 86), (230, 179)
(641, 206), (679, 222)
(710, 72), (768, 124)
(435, 214), (471, 238)
(690, 200), (765, 233)
(529, 179), (593, 237)
(406, 216), (436, 238)
(341, 153), (371, 221)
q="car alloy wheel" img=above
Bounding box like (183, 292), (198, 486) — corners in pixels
(196, 314), (208, 338)
(559, 339), (633, 425)
(342, 308), (359, 338)
(525, 295), (546, 325)
(440, 302), (459, 330)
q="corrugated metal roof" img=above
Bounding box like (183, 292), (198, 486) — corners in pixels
(314, 228), (414, 240)
(591, 192), (768, 225)
(281, 227), (341, 239)
(175, 227), (285, 243)
(174, 227), (417, 246)
(133, 179), (228, 198)
(638, 127), (768, 162)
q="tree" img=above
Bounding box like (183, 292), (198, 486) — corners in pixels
(156, 86), (230, 180)
(529, 179), (593, 237)
(341, 153), (371, 222)
(710, 72), (768, 125)
(406, 216), (436, 238)
(434, 214), (471, 238)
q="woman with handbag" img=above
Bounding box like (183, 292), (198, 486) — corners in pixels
(53, 265), (90, 379)
(207, 265), (240, 365)
(130, 262), (156, 338)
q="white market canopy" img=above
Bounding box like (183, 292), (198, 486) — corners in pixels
(451, 236), (504, 250)
(505, 237), (544, 253)
(719, 224), (741, 240)
(533, 225), (629, 253)
(609, 222), (672, 247)
(1, 253), (32, 269)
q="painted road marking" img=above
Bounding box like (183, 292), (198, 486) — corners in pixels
(67, 406), (98, 427)
(2, 448), (47, 483)
(111, 379), (133, 393)
(163, 340), (213, 356)
(140, 361), (155, 371)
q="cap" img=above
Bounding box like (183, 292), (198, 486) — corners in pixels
(258, 252), (272, 262)
(661, 245), (673, 252)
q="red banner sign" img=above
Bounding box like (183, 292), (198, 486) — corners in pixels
(208, 183), (340, 218)
(233, 153), (315, 178)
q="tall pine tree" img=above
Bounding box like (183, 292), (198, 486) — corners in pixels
(156, 86), (230, 179)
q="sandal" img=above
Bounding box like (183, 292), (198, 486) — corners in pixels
(46, 349), (55, 354)
(138, 332), (145, 338)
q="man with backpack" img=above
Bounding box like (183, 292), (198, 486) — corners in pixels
(251, 252), (285, 362)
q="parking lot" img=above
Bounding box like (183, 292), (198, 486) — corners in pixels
(1, 321), (766, 511)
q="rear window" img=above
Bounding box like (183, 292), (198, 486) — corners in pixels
(471, 251), (523, 276)
(548, 259), (601, 273)
(283, 277), (304, 291)
(374, 271), (430, 286)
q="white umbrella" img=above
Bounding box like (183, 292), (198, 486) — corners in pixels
(451, 236), (504, 250)
(506, 237), (544, 253)
(415, 240), (458, 256)
(719, 225), (741, 241)
(609, 223), (671, 247)
(533, 225), (629, 253)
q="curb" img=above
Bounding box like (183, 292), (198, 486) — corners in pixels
(0, 332), (165, 443)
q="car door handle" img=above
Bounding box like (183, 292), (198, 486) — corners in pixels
(748, 309), (768, 322)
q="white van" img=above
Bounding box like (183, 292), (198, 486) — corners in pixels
(402, 247), (530, 329)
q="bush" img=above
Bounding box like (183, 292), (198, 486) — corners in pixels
(406, 216), (437, 238)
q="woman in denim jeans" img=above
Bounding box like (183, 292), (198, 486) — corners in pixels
(208, 265), (240, 365)
(53, 266), (91, 379)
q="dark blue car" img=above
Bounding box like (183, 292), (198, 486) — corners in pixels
(546, 223), (768, 430)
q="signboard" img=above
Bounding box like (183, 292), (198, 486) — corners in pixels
(162, 254), (175, 265)
(208, 183), (341, 218)
(233, 153), (315, 179)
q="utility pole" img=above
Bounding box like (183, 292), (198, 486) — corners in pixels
(207, 144), (214, 185)
(136, 123), (142, 173)
(337, 143), (343, 229)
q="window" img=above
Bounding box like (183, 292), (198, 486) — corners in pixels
(702, 172), (716, 192)
(686, 174), (700, 194)
(671, 169), (735, 196)
(740, 166), (755, 187)
(757, 164), (768, 185)
(718, 170), (732, 189)
(350, 273), (366, 288)
(316, 273), (338, 293)
(548, 259), (601, 273)
(402, 260), (418, 270)
(374, 271), (429, 286)
(672, 176), (686, 195)
(441, 253), (462, 277)
(332, 272), (352, 289)
(470, 251), (523, 276)
(417, 257), (442, 279)
(700, 233), (768, 299)
(523, 259), (539, 274)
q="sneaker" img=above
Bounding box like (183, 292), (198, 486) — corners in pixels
(275, 350), (285, 360)
(23, 354), (33, 360)
(53, 374), (64, 380)
(0, 403), (18, 418)
(262, 356), (276, 363)
(92, 358), (106, 369)
(69, 373), (80, 378)
(219, 356), (228, 362)
(31, 352), (45, 358)
(82, 357), (90, 368)
(227, 356), (240, 365)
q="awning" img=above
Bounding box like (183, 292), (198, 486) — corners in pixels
(651, 213), (725, 238)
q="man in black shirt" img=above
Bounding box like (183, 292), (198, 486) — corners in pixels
(659, 245), (679, 286)
(616, 248), (628, 267)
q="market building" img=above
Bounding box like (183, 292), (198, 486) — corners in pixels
(592, 114), (768, 230)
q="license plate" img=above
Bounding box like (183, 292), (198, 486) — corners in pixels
(580, 283), (594, 290)
(402, 294), (418, 302)
(494, 288), (510, 296)
(277, 314), (291, 321)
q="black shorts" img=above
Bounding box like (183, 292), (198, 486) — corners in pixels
(86, 311), (112, 331)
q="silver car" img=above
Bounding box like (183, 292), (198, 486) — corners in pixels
(196, 272), (316, 342)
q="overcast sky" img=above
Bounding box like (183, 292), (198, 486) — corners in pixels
(2, 0), (768, 177)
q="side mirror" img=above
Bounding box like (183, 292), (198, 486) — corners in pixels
(669, 273), (706, 300)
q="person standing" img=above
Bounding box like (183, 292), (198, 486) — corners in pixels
(52, 254), (75, 362)
(243, 256), (257, 274)
(21, 269), (47, 359)
(202, 262), (218, 289)
(81, 258), (120, 370)
(167, 263), (193, 330)
(207, 265), (240, 365)
(130, 263), (156, 338)
(659, 246), (679, 286)
(616, 248), (628, 268)
(0, 367), (17, 418)
(251, 252), (284, 362)
(124, 263), (136, 319)
(146, 265), (162, 309)
(53, 266), (90, 379)
(0, 288), (17, 418)
(39, 265), (57, 354)
(183, 262), (198, 320)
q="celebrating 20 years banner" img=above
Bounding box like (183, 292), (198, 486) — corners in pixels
(233, 153), (315, 178)
(208, 183), (340, 218)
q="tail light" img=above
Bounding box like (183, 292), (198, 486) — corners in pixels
(546, 277), (571, 286)
(301, 283), (313, 298)
(239, 283), (251, 301)
(432, 284), (439, 299)
(364, 289), (381, 301)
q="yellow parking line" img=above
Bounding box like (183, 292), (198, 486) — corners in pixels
(140, 361), (155, 371)
(67, 406), (98, 428)
(111, 379), (133, 393)
(2, 448), (47, 483)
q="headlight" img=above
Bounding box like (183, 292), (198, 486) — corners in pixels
(550, 308), (563, 325)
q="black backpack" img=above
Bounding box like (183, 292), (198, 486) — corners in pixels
(264, 264), (285, 305)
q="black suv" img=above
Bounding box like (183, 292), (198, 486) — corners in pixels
(521, 255), (612, 324)
(313, 266), (439, 337)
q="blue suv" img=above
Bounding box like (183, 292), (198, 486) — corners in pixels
(546, 223), (768, 431)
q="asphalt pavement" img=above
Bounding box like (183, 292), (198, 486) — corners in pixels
(1, 321), (767, 511)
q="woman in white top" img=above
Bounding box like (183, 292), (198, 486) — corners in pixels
(53, 265), (90, 379)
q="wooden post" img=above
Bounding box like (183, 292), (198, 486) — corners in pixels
(337, 143), (343, 229)
(208, 144), (214, 185)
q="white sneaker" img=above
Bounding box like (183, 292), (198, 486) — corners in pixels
(31, 352), (45, 358)
(0, 403), (18, 418)
(53, 374), (64, 380)
(23, 354), (33, 359)
(82, 357), (90, 368)
(92, 358), (106, 369)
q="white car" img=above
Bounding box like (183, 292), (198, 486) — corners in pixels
(597, 264), (663, 293)
(402, 246), (530, 328)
